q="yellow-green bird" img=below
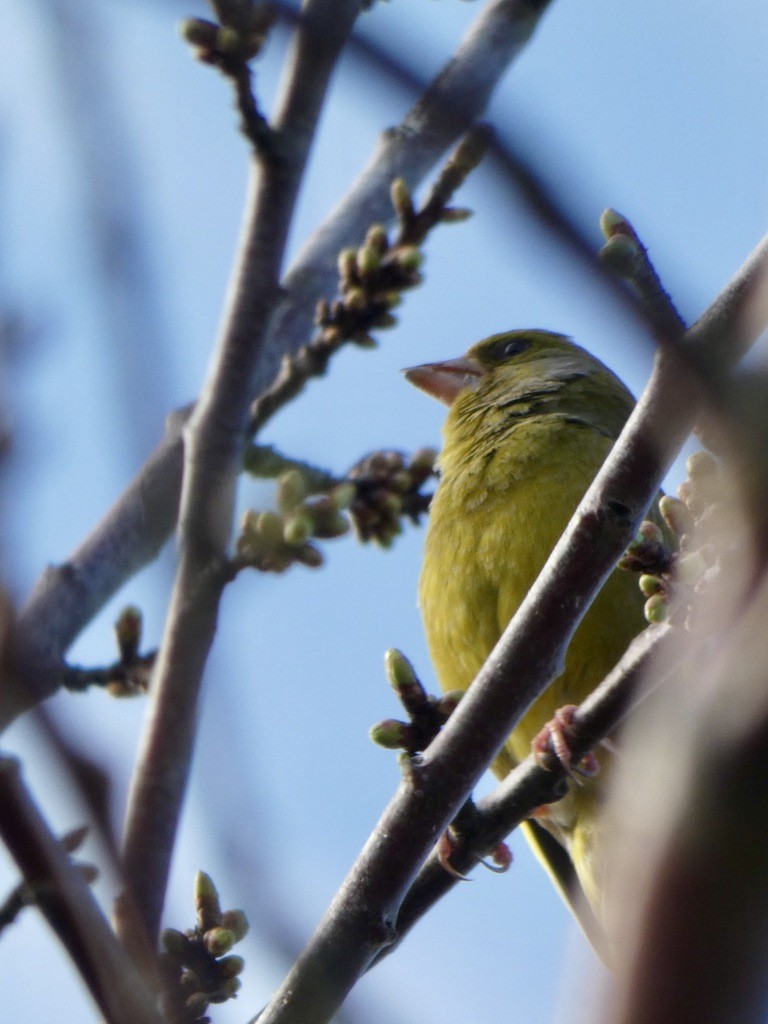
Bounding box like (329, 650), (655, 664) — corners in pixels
(406, 328), (647, 950)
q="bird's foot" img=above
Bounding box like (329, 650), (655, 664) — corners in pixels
(532, 705), (599, 781)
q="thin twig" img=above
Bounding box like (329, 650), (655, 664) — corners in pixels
(254, 234), (768, 1024)
(117, 0), (362, 947)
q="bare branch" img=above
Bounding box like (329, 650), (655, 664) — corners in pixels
(0, 756), (161, 1024)
(254, 234), (768, 1024)
(5, 0), (556, 730)
(117, 0), (362, 946)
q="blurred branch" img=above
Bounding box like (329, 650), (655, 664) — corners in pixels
(117, 0), (362, 946)
(255, 234), (768, 1024)
(5, 0), (557, 727)
(605, 530), (768, 1024)
(0, 756), (161, 1024)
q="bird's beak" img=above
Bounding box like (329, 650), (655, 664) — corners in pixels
(403, 356), (485, 407)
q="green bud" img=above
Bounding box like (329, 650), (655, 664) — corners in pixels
(216, 26), (244, 54)
(356, 245), (381, 277)
(205, 927), (235, 958)
(410, 448), (438, 475)
(178, 17), (218, 47)
(686, 451), (718, 478)
(638, 520), (663, 544)
(296, 544), (323, 568)
(337, 248), (357, 282)
(675, 551), (707, 585)
(365, 223), (388, 254)
(599, 208), (631, 238)
(396, 246), (423, 271)
(370, 719), (408, 749)
(659, 495), (693, 538)
(283, 509), (313, 546)
(373, 312), (398, 330)
(343, 287), (367, 312)
(185, 993), (210, 1016)
(384, 649), (418, 691)
(311, 509), (350, 539)
(211, 977), (242, 1002)
(352, 333), (378, 349)
(217, 954), (245, 979)
(277, 469), (306, 512)
(390, 177), (413, 219)
(195, 870), (222, 932)
(161, 928), (193, 960)
(639, 574), (664, 598)
(330, 482), (356, 511)
(600, 234), (641, 277)
(256, 510), (283, 546)
(644, 593), (669, 624)
(115, 606), (142, 663)
(220, 909), (249, 943)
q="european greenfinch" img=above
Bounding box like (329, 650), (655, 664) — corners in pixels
(406, 329), (646, 948)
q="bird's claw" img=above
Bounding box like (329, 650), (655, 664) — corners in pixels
(532, 705), (599, 780)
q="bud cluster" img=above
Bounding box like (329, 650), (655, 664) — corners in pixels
(179, 4), (275, 67)
(369, 649), (462, 755)
(619, 451), (725, 626)
(236, 469), (355, 573)
(315, 211), (424, 350)
(347, 448), (437, 547)
(160, 872), (249, 1024)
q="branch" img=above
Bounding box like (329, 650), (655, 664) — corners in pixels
(5, 0), (556, 730)
(377, 623), (675, 961)
(117, 0), (362, 946)
(0, 757), (161, 1024)
(254, 234), (768, 1024)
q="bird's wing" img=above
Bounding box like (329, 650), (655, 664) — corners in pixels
(521, 819), (609, 963)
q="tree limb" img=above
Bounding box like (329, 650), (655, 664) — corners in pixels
(117, 0), (362, 946)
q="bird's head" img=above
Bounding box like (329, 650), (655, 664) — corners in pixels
(403, 329), (599, 407)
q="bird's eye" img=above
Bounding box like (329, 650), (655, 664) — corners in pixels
(500, 337), (531, 360)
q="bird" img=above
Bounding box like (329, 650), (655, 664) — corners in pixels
(405, 328), (647, 950)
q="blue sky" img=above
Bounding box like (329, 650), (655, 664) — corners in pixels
(1, 1), (767, 1021)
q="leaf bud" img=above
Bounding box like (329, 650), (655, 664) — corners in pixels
(599, 233), (641, 277)
(639, 574), (664, 598)
(369, 719), (408, 749)
(356, 245), (381, 277)
(337, 248), (357, 282)
(365, 223), (388, 254)
(220, 909), (249, 943)
(205, 927), (235, 957)
(277, 469), (306, 512)
(283, 509), (313, 546)
(675, 551), (707, 586)
(161, 928), (193, 960)
(658, 495), (693, 538)
(644, 593), (669, 624)
(390, 177), (413, 219)
(217, 954), (245, 979)
(195, 870), (222, 931)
